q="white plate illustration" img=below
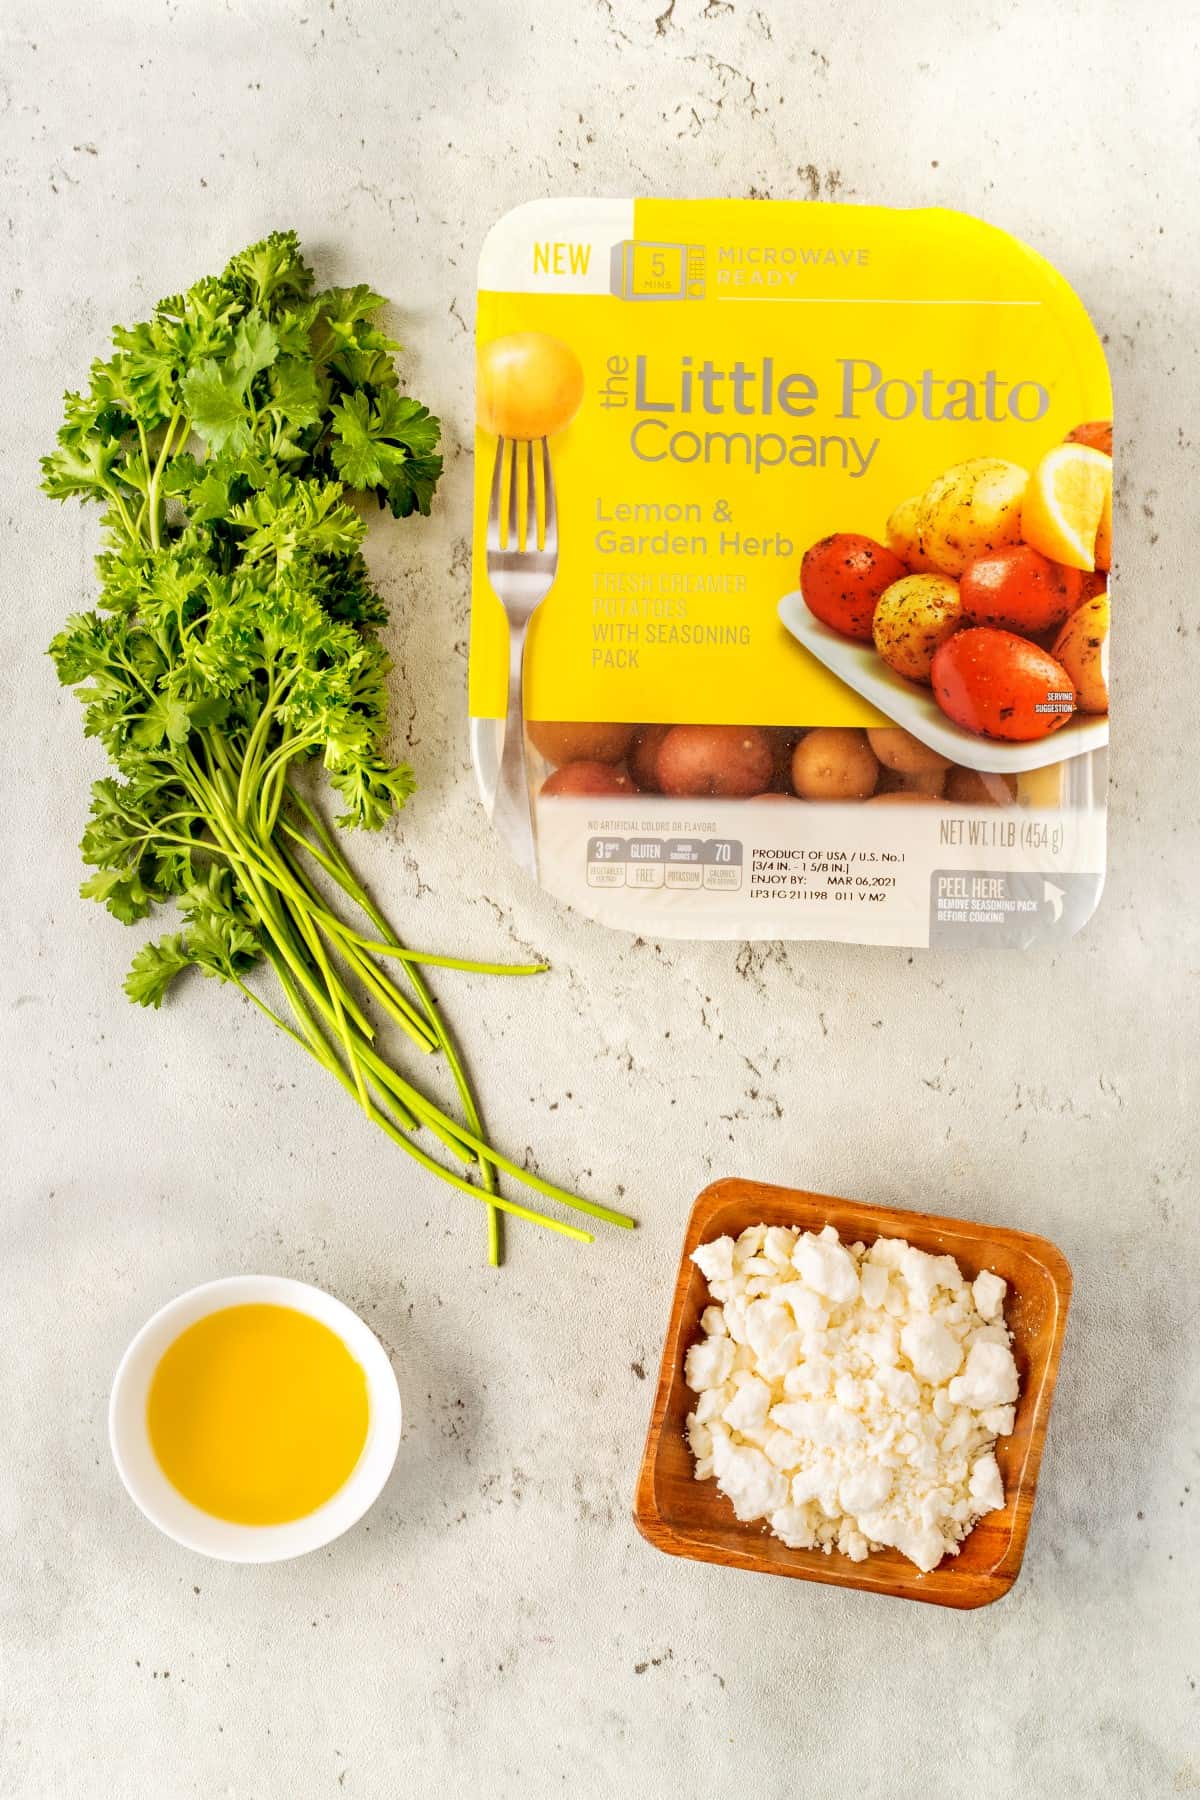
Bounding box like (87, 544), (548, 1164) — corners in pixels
(777, 591), (1109, 775)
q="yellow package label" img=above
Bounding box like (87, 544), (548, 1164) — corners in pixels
(470, 199), (1110, 949)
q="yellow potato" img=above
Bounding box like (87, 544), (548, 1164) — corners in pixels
(877, 766), (948, 797)
(791, 728), (879, 801)
(871, 574), (963, 684)
(945, 767), (1018, 807)
(1052, 592), (1109, 713)
(885, 494), (936, 570)
(477, 332), (584, 440)
(867, 727), (953, 776)
(917, 458), (1029, 576)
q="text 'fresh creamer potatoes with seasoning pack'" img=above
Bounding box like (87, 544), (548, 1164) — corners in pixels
(470, 199), (1111, 948)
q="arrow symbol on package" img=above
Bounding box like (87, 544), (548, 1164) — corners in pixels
(1043, 880), (1065, 924)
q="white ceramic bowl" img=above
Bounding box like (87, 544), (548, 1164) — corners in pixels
(109, 1275), (402, 1562)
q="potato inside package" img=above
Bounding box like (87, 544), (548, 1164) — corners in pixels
(470, 200), (1111, 947)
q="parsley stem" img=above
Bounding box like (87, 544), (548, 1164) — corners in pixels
(145, 407), (182, 552)
(336, 931), (548, 978)
(273, 828), (505, 1258)
(186, 755), (427, 1060)
(353, 1040), (474, 1167)
(286, 871), (372, 1116)
(278, 793), (507, 1259)
(373, 1075), (635, 1231)
(196, 767), (440, 1056)
(270, 952), (589, 1241)
(102, 483), (139, 544)
(229, 843), (461, 1160)
(230, 973), (312, 1054)
(218, 821), (382, 1061)
(319, 927), (438, 1053)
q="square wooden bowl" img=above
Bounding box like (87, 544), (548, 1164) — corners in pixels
(634, 1178), (1072, 1609)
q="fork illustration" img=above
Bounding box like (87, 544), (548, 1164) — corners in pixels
(485, 435), (558, 877)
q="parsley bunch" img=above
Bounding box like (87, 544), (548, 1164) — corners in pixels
(44, 231), (631, 1263)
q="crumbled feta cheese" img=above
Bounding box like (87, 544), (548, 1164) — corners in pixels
(898, 1244), (955, 1309)
(763, 1225), (798, 1267)
(744, 1298), (795, 1360)
(691, 1236), (735, 1284)
(859, 1262), (890, 1309)
(867, 1236), (907, 1270)
(980, 1404), (1015, 1436)
(861, 1323), (899, 1368)
(873, 1364), (919, 1407)
(972, 1269), (1007, 1322)
(838, 1465), (893, 1515)
(734, 1225), (766, 1262)
(684, 1335), (735, 1393)
(776, 1283), (827, 1332)
(686, 1416), (713, 1462)
(722, 1375), (772, 1433)
(756, 1331), (806, 1381)
(969, 1450), (1005, 1513)
(763, 1428), (806, 1470)
(792, 1232), (861, 1303)
(783, 1355), (833, 1399)
(771, 1399), (864, 1446)
(719, 1445), (789, 1521)
(722, 1295), (751, 1344)
(948, 1339), (1020, 1411)
(693, 1387), (728, 1426)
(770, 1505), (819, 1550)
(684, 1222), (1021, 1572)
(900, 1316), (964, 1384)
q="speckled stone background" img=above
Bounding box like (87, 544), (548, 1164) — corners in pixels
(2, 2), (1197, 1795)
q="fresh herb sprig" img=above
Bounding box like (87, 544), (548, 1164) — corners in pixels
(44, 230), (632, 1264)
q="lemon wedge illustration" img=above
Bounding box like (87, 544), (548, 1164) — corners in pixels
(1021, 442), (1111, 571)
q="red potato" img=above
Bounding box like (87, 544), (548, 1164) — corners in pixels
(1066, 420), (1113, 456)
(656, 725), (774, 798)
(767, 725), (807, 791)
(959, 545), (1082, 634)
(526, 720), (635, 766)
(540, 761), (634, 798)
(628, 724), (672, 792)
(800, 534), (909, 641)
(931, 629), (1076, 742)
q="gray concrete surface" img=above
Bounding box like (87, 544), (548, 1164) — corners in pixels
(2, 2), (1197, 1796)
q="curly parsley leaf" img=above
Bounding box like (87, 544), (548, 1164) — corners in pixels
(125, 935), (194, 1007)
(330, 390), (443, 515)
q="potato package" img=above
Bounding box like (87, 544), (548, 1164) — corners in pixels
(470, 200), (1110, 947)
